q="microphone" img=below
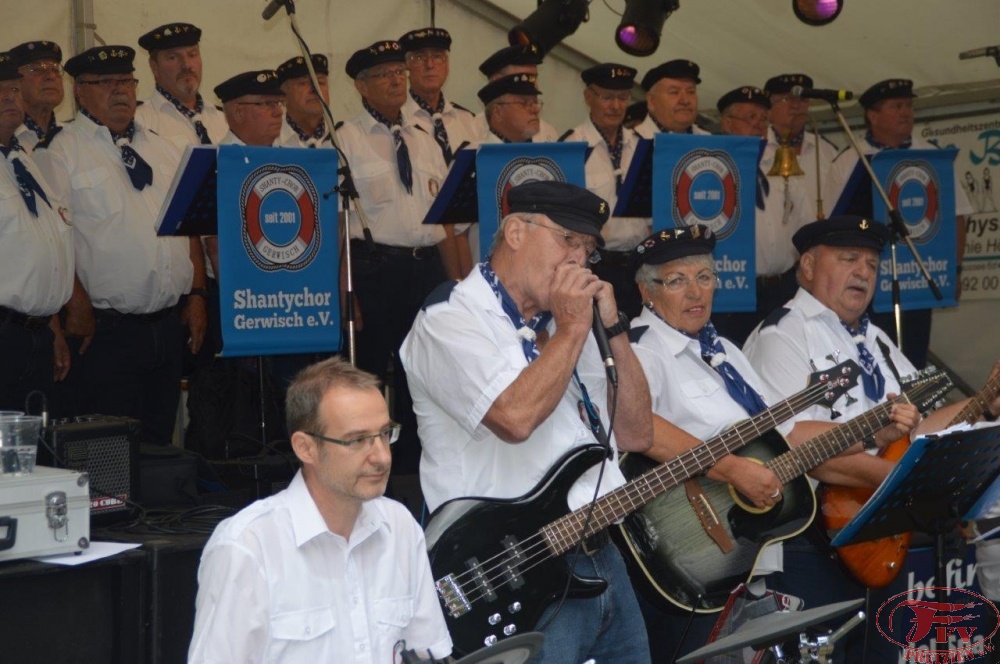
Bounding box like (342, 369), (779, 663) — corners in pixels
(790, 85), (854, 103)
(592, 302), (618, 386)
(959, 45), (999, 59)
(261, 0), (287, 20)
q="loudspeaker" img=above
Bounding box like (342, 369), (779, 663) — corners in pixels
(204, 454), (298, 509)
(41, 416), (141, 525)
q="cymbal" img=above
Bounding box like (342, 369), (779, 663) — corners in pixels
(453, 632), (545, 664)
(676, 598), (865, 663)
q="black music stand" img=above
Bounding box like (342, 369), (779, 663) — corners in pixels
(612, 137), (654, 218)
(156, 145), (218, 237)
(831, 423), (1000, 597)
(423, 148), (478, 225)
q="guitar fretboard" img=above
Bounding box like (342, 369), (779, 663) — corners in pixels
(950, 373), (1000, 427)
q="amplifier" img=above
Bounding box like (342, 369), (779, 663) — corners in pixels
(205, 454), (298, 509)
(41, 416), (140, 525)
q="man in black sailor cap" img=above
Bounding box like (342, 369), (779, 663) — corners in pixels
(9, 40), (64, 150)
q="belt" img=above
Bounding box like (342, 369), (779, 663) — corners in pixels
(94, 306), (177, 324)
(597, 248), (631, 268)
(350, 239), (438, 260)
(579, 529), (611, 556)
(0, 306), (50, 331)
(757, 274), (784, 287)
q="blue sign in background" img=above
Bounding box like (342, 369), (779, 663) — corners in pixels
(653, 134), (759, 313)
(871, 149), (959, 311)
(475, 142), (587, 262)
(217, 146), (341, 357)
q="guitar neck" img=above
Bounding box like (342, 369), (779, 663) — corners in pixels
(540, 379), (836, 554)
(766, 397), (900, 484)
(950, 373), (1000, 427)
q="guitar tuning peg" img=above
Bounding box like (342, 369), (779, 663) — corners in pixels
(830, 409), (842, 420)
(845, 394), (858, 407)
(809, 359), (819, 372)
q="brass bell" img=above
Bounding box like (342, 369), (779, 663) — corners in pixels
(767, 142), (805, 178)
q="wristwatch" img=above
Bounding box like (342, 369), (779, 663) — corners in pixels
(604, 311), (631, 339)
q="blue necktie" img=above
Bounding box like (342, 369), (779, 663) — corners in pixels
(842, 315), (886, 401)
(479, 261), (551, 363)
(697, 320), (769, 416)
(1, 137), (50, 216)
(410, 91), (453, 165)
(364, 101), (413, 194)
(756, 166), (770, 211)
(597, 124), (625, 195)
(157, 85), (212, 145)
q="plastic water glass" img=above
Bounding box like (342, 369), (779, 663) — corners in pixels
(0, 415), (42, 476)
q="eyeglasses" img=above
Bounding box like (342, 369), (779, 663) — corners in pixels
(305, 423), (401, 452)
(652, 271), (720, 292)
(406, 50), (448, 65)
(77, 77), (139, 89)
(21, 63), (62, 77)
(496, 99), (543, 111)
(520, 217), (601, 264)
(237, 100), (286, 109)
(363, 67), (408, 82)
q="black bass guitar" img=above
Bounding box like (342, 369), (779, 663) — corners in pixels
(425, 361), (859, 655)
(619, 368), (952, 613)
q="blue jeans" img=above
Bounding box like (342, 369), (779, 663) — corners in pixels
(530, 544), (651, 664)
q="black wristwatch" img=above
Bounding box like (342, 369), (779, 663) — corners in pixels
(604, 311), (631, 339)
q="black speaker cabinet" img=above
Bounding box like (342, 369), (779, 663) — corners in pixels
(42, 416), (141, 525)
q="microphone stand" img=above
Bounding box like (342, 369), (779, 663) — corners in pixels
(268, 0), (376, 365)
(826, 99), (944, 350)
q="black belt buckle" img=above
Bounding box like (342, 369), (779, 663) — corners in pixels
(580, 530), (610, 556)
(757, 274), (783, 287)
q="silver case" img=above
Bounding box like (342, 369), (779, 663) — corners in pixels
(0, 466), (91, 562)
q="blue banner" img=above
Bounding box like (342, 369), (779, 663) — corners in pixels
(871, 149), (959, 311)
(652, 134), (759, 313)
(475, 142), (587, 261)
(217, 146), (341, 357)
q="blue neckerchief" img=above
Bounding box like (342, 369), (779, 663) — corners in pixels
(489, 127), (513, 144)
(285, 114), (327, 148)
(411, 91), (453, 165)
(595, 122), (625, 194)
(479, 260), (551, 363)
(23, 113), (55, 142)
(1, 136), (51, 216)
(363, 99), (412, 194)
(156, 85), (211, 145)
(81, 109), (154, 191)
(646, 304), (767, 416)
(865, 130), (912, 151)
(842, 315), (886, 401)
(652, 116), (693, 134)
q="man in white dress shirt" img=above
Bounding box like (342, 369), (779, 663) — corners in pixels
(189, 357), (453, 664)
(634, 59), (709, 139)
(135, 23), (228, 150)
(33, 45), (203, 445)
(0, 52), (73, 414)
(475, 44), (559, 142)
(9, 41), (64, 151)
(562, 63), (647, 316)
(275, 54), (332, 149)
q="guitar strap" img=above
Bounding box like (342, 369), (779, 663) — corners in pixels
(875, 337), (903, 386)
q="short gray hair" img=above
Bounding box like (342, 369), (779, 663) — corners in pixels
(488, 211), (550, 258)
(285, 357), (382, 435)
(634, 253), (714, 286)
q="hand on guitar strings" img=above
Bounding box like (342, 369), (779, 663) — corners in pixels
(872, 397), (921, 447)
(715, 455), (783, 509)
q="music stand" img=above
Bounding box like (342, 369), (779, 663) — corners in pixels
(612, 137), (654, 218)
(156, 145), (218, 237)
(676, 599), (864, 663)
(423, 148), (478, 225)
(831, 423), (1000, 598)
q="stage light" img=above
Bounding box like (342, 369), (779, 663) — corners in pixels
(615, 0), (680, 57)
(793, 0), (843, 26)
(509, 0), (590, 56)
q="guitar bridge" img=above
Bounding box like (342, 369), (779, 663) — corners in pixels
(436, 574), (471, 618)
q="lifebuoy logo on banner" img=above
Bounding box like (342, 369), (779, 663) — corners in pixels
(240, 164), (321, 272)
(672, 150), (740, 241)
(496, 157), (566, 216)
(887, 160), (942, 245)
